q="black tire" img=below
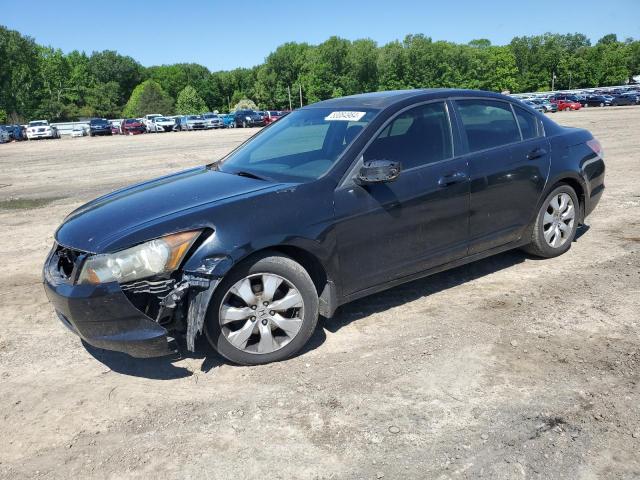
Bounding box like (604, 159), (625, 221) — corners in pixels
(522, 184), (580, 258)
(205, 252), (319, 365)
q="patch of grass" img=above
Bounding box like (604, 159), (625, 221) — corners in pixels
(0, 197), (65, 210)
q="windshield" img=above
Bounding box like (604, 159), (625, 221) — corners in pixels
(29, 121), (47, 127)
(90, 119), (108, 125)
(188, 115), (203, 120)
(217, 107), (378, 182)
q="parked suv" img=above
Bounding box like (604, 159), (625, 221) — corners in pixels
(43, 89), (604, 365)
(26, 120), (59, 140)
(89, 118), (112, 136)
(234, 110), (265, 128)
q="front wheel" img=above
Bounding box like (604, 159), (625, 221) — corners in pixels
(205, 253), (319, 365)
(522, 185), (579, 258)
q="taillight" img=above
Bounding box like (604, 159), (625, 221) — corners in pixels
(587, 138), (603, 157)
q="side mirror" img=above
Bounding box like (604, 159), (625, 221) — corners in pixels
(356, 159), (402, 185)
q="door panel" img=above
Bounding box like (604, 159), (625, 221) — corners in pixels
(466, 138), (550, 254)
(453, 99), (551, 254)
(334, 158), (469, 295)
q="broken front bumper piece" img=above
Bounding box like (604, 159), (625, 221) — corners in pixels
(43, 244), (229, 358)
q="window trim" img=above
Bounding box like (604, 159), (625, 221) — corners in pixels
(452, 97), (525, 155)
(511, 103), (545, 141)
(450, 97), (546, 157)
(337, 99), (456, 189)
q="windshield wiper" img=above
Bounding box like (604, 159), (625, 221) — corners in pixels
(234, 171), (267, 181)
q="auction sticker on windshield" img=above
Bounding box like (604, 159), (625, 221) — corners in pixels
(325, 111), (366, 121)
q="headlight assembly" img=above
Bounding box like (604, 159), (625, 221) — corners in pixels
(77, 230), (201, 285)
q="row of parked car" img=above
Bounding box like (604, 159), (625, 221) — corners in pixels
(89, 110), (289, 137)
(0, 120), (62, 142)
(515, 86), (640, 113)
(0, 109), (289, 142)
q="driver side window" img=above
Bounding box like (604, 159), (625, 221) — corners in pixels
(364, 102), (453, 170)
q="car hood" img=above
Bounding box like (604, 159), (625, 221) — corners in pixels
(56, 166), (277, 253)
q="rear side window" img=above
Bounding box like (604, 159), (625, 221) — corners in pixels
(364, 102), (453, 169)
(513, 105), (542, 140)
(456, 99), (520, 152)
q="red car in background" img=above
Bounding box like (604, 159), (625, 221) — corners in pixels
(555, 99), (582, 111)
(121, 118), (146, 135)
(263, 110), (284, 125)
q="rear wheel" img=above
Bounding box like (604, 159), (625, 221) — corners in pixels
(522, 185), (579, 258)
(205, 253), (319, 365)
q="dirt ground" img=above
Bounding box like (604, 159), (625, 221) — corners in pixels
(0, 108), (639, 480)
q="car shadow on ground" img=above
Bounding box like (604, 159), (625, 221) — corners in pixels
(317, 225), (591, 338)
(84, 225), (592, 378)
(317, 249), (528, 338)
(83, 335), (226, 379)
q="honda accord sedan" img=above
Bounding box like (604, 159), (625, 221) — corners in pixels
(43, 89), (605, 365)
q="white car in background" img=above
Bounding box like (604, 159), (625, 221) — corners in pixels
(202, 112), (223, 129)
(70, 125), (87, 137)
(26, 120), (60, 140)
(147, 116), (176, 132)
(143, 114), (163, 131)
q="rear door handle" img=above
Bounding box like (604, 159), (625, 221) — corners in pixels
(438, 171), (468, 187)
(527, 147), (547, 160)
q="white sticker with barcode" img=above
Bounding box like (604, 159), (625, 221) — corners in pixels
(324, 111), (366, 121)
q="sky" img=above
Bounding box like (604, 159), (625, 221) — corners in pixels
(3, 0), (639, 71)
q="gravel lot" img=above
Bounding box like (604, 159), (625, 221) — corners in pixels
(0, 108), (639, 480)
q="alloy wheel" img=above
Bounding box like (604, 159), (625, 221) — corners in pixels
(542, 193), (575, 248)
(219, 273), (305, 354)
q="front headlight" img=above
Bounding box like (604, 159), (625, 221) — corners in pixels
(77, 230), (200, 285)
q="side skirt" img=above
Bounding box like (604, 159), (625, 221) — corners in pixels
(339, 238), (529, 306)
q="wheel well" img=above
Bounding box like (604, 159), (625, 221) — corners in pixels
(551, 178), (585, 222)
(238, 245), (329, 296)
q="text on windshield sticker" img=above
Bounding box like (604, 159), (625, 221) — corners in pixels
(324, 111), (366, 121)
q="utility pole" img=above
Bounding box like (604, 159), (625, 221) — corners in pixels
(287, 85), (292, 111)
(299, 84), (303, 108)
(569, 72), (573, 90)
(552, 71), (556, 91)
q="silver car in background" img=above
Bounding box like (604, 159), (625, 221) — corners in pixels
(202, 113), (223, 129)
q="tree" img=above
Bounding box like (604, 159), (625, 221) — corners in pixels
(0, 25), (42, 121)
(38, 46), (71, 120)
(88, 50), (143, 105)
(254, 42), (311, 109)
(85, 81), (121, 118)
(175, 85), (209, 114)
(122, 80), (173, 117)
(233, 99), (258, 111)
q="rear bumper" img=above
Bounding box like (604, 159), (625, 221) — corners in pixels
(43, 252), (175, 358)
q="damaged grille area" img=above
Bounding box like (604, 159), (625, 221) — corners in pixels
(121, 278), (176, 323)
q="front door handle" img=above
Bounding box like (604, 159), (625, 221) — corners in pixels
(527, 147), (547, 160)
(438, 171), (468, 187)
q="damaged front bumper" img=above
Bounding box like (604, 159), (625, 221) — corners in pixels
(43, 244), (227, 358)
(44, 277), (176, 358)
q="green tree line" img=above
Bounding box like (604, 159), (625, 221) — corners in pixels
(1, 25), (639, 123)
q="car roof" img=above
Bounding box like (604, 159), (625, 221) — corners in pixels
(305, 88), (510, 109)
